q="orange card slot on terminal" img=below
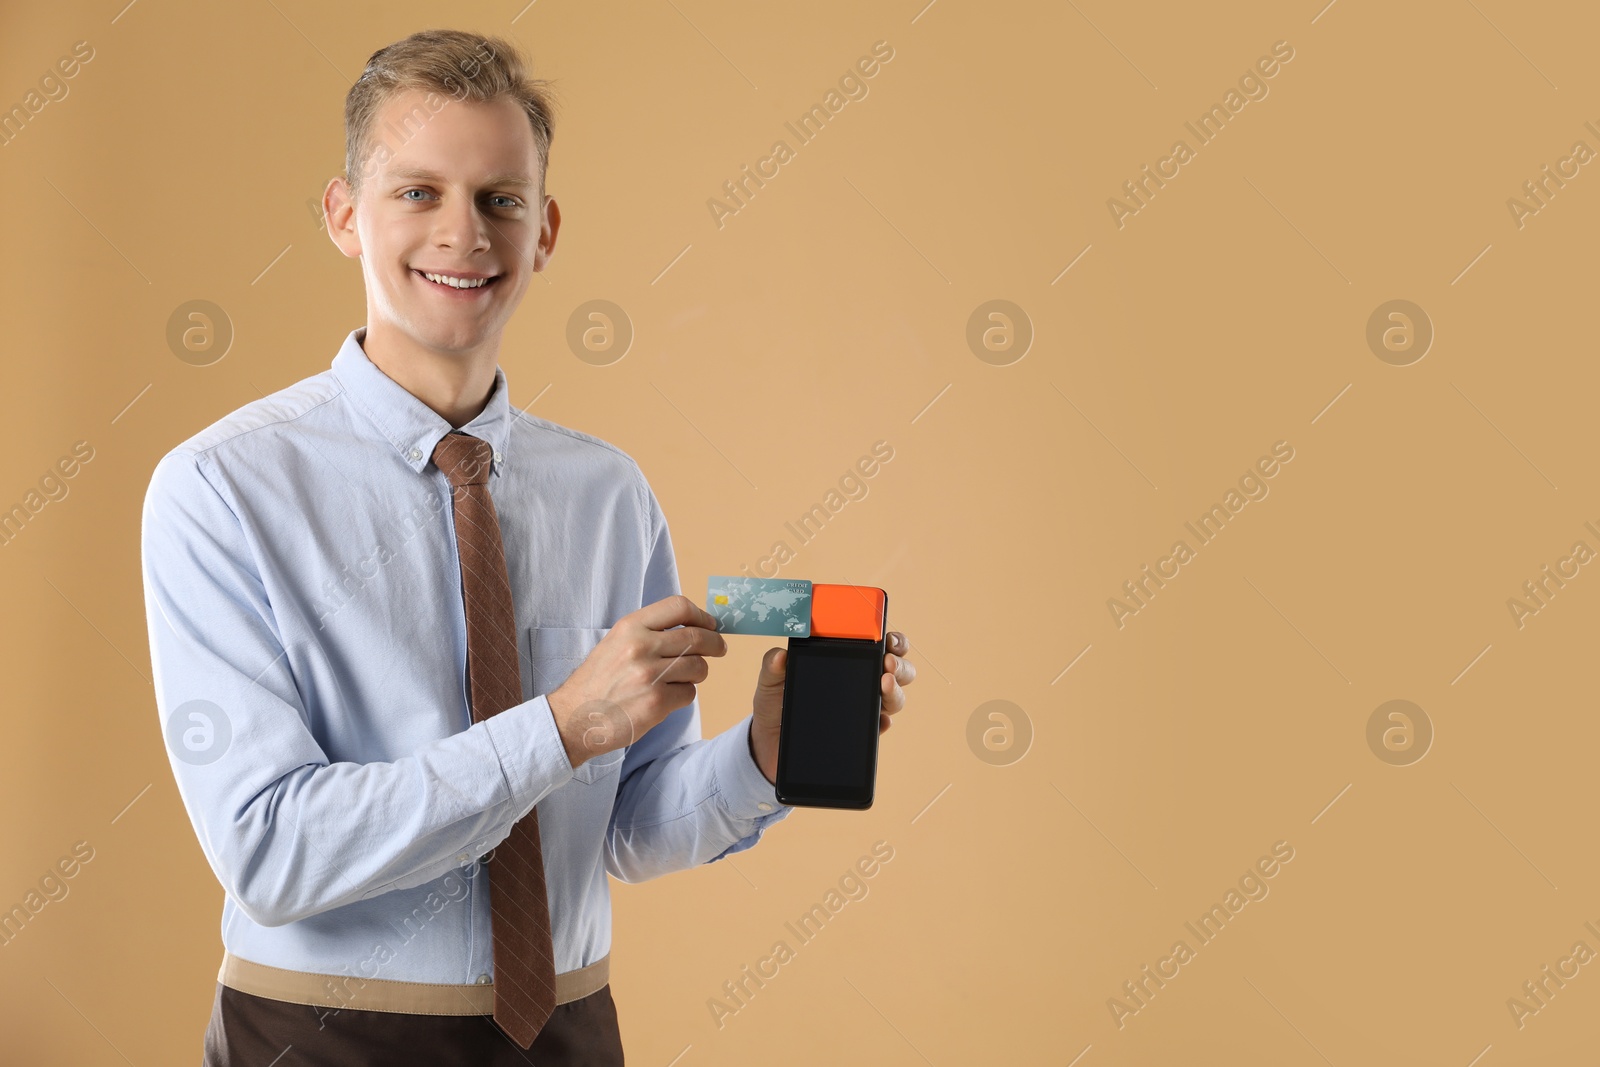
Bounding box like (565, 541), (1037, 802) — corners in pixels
(808, 584), (886, 641)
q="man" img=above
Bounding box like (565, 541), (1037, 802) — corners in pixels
(140, 28), (916, 1066)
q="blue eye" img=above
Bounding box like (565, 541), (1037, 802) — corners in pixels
(401, 189), (519, 208)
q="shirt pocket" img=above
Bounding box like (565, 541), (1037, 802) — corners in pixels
(521, 624), (625, 785)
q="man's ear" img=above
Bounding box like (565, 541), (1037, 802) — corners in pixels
(532, 193), (561, 273)
(323, 176), (362, 260)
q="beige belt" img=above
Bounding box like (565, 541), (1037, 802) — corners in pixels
(219, 949), (610, 1016)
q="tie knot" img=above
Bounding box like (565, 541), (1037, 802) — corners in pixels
(432, 432), (494, 488)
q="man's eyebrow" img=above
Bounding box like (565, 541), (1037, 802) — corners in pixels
(386, 167), (536, 188)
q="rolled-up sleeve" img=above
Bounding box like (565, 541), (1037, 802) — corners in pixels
(141, 449), (576, 927)
(604, 476), (794, 884)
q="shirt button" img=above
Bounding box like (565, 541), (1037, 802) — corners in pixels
(757, 802), (772, 812)
(493, 451), (503, 463)
(408, 448), (422, 461)
(476, 973), (491, 985)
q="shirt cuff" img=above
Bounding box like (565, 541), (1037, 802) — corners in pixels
(483, 693), (578, 815)
(711, 712), (794, 818)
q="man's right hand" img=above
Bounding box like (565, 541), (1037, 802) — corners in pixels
(547, 595), (727, 771)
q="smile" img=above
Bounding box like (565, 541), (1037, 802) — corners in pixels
(412, 269), (500, 293)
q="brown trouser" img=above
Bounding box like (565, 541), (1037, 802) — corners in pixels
(202, 980), (626, 1065)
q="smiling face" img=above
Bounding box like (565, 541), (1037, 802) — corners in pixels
(325, 87), (559, 360)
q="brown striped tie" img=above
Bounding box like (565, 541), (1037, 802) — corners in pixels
(432, 430), (556, 1050)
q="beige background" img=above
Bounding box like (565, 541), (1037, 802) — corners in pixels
(3, 0), (1597, 1063)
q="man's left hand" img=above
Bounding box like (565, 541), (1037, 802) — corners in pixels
(747, 631), (916, 786)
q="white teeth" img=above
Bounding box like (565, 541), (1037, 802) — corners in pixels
(421, 272), (491, 289)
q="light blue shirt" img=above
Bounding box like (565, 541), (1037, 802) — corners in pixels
(140, 326), (794, 987)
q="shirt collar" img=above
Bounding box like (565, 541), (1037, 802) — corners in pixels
(331, 326), (513, 477)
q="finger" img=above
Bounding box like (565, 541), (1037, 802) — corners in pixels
(640, 594), (723, 636)
(879, 711), (891, 734)
(888, 631), (908, 654)
(650, 653), (710, 686)
(880, 673), (905, 714)
(662, 619), (726, 658)
(682, 625), (727, 657)
(883, 652), (917, 686)
(756, 647), (786, 690)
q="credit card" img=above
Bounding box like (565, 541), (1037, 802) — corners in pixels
(706, 576), (813, 636)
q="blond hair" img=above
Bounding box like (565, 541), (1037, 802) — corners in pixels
(343, 29), (558, 202)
